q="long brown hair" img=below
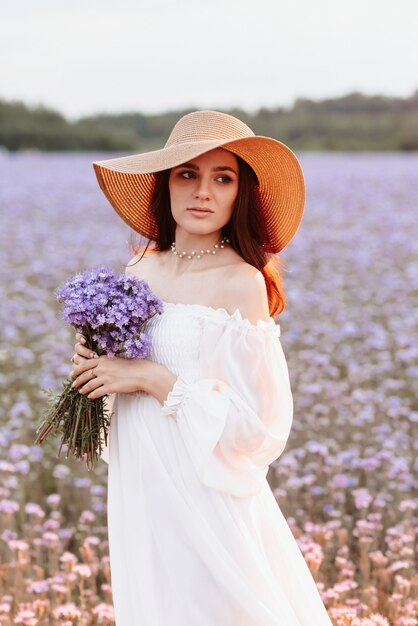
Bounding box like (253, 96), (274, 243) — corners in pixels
(126, 155), (288, 317)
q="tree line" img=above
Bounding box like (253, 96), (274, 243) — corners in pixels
(1, 89), (417, 152)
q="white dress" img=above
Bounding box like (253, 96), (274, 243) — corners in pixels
(105, 301), (333, 625)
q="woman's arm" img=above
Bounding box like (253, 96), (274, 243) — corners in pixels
(140, 361), (178, 405)
(72, 333), (178, 405)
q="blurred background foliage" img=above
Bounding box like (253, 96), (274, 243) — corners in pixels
(1, 89), (418, 152)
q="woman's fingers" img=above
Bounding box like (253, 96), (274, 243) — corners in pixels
(74, 341), (98, 359)
(71, 354), (81, 365)
(71, 365), (100, 389)
(73, 334), (98, 359)
(74, 333), (97, 355)
(71, 356), (101, 379)
(72, 360), (106, 398)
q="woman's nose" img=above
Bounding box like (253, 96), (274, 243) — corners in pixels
(194, 177), (210, 199)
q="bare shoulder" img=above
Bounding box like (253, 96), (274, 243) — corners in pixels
(226, 262), (270, 324)
(124, 254), (144, 276)
(124, 247), (158, 277)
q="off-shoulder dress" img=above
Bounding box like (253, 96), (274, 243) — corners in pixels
(103, 300), (333, 625)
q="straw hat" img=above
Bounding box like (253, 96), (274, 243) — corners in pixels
(92, 110), (305, 253)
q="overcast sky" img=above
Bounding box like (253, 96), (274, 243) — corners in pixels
(1, 0), (417, 121)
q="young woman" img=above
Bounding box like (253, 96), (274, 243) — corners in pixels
(70, 111), (332, 625)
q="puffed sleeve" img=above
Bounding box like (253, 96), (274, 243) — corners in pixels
(161, 310), (294, 498)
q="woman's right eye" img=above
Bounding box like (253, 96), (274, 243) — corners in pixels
(179, 171), (194, 179)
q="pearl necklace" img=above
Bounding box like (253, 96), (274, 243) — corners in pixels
(171, 237), (230, 259)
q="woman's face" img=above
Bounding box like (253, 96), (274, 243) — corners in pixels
(168, 148), (239, 236)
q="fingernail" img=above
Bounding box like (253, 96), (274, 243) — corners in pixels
(70, 370), (74, 377)
(80, 337), (86, 344)
(71, 381), (76, 387)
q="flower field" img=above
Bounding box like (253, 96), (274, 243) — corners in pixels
(0, 150), (417, 625)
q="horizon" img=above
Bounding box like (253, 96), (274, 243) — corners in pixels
(2, 86), (418, 123)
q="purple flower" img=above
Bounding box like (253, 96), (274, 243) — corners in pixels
(34, 266), (163, 470)
(55, 265), (163, 359)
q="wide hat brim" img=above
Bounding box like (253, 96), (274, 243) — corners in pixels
(92, 132), (306, 254)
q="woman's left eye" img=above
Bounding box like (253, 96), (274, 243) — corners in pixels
(179, 172), (232, 183)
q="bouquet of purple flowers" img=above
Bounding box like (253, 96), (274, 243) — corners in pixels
(34, 266), (163, 470)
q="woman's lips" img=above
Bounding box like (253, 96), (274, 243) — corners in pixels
(187, 208), (213, 216)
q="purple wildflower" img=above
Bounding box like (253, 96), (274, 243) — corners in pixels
(55, 265), (162, 358)
(35, 266), (163, 470)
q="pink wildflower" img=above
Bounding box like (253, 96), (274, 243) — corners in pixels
(73, 564), (92, 579)
(54, 603), (82, 619)
(92, 602), (115, 623)
(13, 608), (38, 625)
(8, 539), (29, 553)
(24, 503), (45, 518)
(0, 499), (19, 514)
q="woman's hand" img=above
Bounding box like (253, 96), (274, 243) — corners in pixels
(71, 332), (97, 365)
(70, 333), (179, 404)
(70, 332), (151, 399)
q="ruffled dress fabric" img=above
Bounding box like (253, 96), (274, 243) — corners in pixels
(104, 301), (332, 625)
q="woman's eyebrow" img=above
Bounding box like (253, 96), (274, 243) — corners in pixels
(174, 162), (238, 175)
